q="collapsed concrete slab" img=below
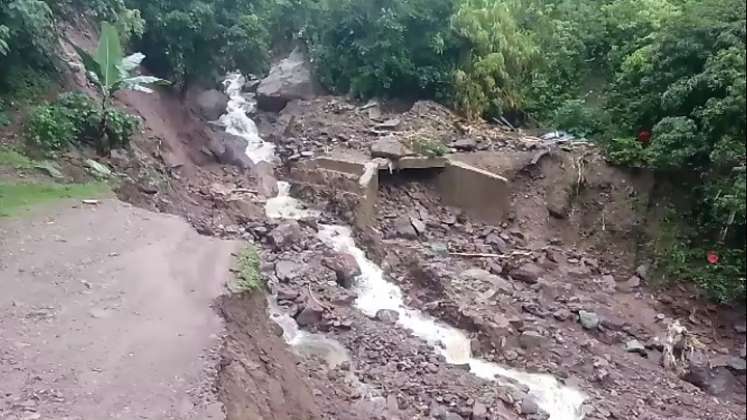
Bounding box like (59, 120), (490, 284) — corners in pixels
(435, 160), (509, 225)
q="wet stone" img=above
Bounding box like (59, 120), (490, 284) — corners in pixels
(275, 260), (305, 282)
(295, 301), (324, 327)
(578, 310), (601, 330)
(509, 263), (543, 284)
(519, 331), (546, 349)
(268, 221), (302, 250)
(624, 339), (647, 357)
(375, 309), (400, 324)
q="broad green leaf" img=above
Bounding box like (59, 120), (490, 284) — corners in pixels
(94, 22), (124, 89)
(73, 44), (104, 84)
(115, 75), (170, 94)
(120, 53), (145, 74)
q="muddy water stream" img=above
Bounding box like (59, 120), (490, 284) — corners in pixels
(222, 76), (586, 420)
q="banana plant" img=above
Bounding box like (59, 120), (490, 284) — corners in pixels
(74, 22), (168, 154)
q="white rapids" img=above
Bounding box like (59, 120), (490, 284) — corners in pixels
(220, 72), (586, 420)
(316, 225), (587, 420)
(220, 73), (276, 164)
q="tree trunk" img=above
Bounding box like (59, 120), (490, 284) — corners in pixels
(97, 96), (110, 156)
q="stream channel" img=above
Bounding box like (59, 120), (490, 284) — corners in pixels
(220, 73), (587, 420)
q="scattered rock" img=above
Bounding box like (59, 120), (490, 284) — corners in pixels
(552, 308), (572, 322)
(375, 118), (401, 130)
(207, 130), (255, 169)
(471, 401), (488, 420)
(546, 196), (570, 219)
(34, 161), (64, 179)
(710, 355), (747, 373)
(485, 233), (509, 253)
(370, 136), (411, 160)
(295, 301), (324, 327)
(410, 217), (427, 236)
(734, 322), (747, 334)
(520, 397), (540, 415)
(519, 330), (546, 349)
(509, 263), (543, 284)
(323, 252), (361, 288)
(616, 275), (641, 293)
(375, 309), (400, 324)
(276, 286), (299, 301)
(624, 339), (647, 356)
(461, 268), (513, 295)
(268, 222), (302, 250)
(685, 354), (741, 397)
(393, 216), (418, 240)
(194, 88), (228, 120)
(430, 242), (449, 256)
(635, 264), (649, 280)
(275, 260), (305, 282)
(85, 159), (112, 178)
(452, 138), (477, 151)
(578, 310), (600, 330)
(257, 48), (316, 112)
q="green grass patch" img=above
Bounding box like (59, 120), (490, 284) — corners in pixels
(233, 245), (264, 293)
(0, 147), (35, 169)
(0, 182), (110, 217)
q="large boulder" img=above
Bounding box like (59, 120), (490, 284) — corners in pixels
(257, 48), (316, 112)
(322, 252), (361, 288)
(268, 222), (302, 250)
(370, 136), (411, 160)
(206, 129), (254, 169)
(194, 89), (229, 121)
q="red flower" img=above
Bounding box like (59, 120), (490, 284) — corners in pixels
(707, 251), (719, 265)
(638, 130), (652, 144)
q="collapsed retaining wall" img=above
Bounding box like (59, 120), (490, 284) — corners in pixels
(287, 154), (510, 228)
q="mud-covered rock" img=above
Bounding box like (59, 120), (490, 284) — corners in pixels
(257, 48), (315, 112)
(471, 401), (488, 420)
(323, 252), (361, 288)
(393, 216), (418, 240)
(624, 339), (647, 356)
(460, 268), (513, 295)
(685, 353), (741, 397)
(452, 137), (478, 151)
(296, 301), (324, 327)
(276, 286), (300, 301)
(519, 330), (545, 349)
(275, 259), (305, 282)
(370, 137), (411, 160)
(578, 310), (601, 330)
(269, 221), (302, 250)
(207, 130), (254, 169)
(509, 263), (543, 284)
(375, 309), (400, 324)
(194, 89), (228, 120)
(711, 355), (747, 373)
(616, 275), (641, 293)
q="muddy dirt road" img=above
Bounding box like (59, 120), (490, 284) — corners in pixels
(0, 200), (238, 420)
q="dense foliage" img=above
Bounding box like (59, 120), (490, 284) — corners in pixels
(25, 92), (138, 151)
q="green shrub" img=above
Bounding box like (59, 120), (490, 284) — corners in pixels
(25, 103), (78, 150)
(25, 92), (138, 152)
(234, 245), (263, 293)
(551, 98), (609, 138)
(407, 136), (449, 158)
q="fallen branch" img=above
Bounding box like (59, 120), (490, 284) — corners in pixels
(449, 251), (533, 259)
(308, 284), (329, 310)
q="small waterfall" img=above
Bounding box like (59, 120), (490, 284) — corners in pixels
(220, 73), (276, 164)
